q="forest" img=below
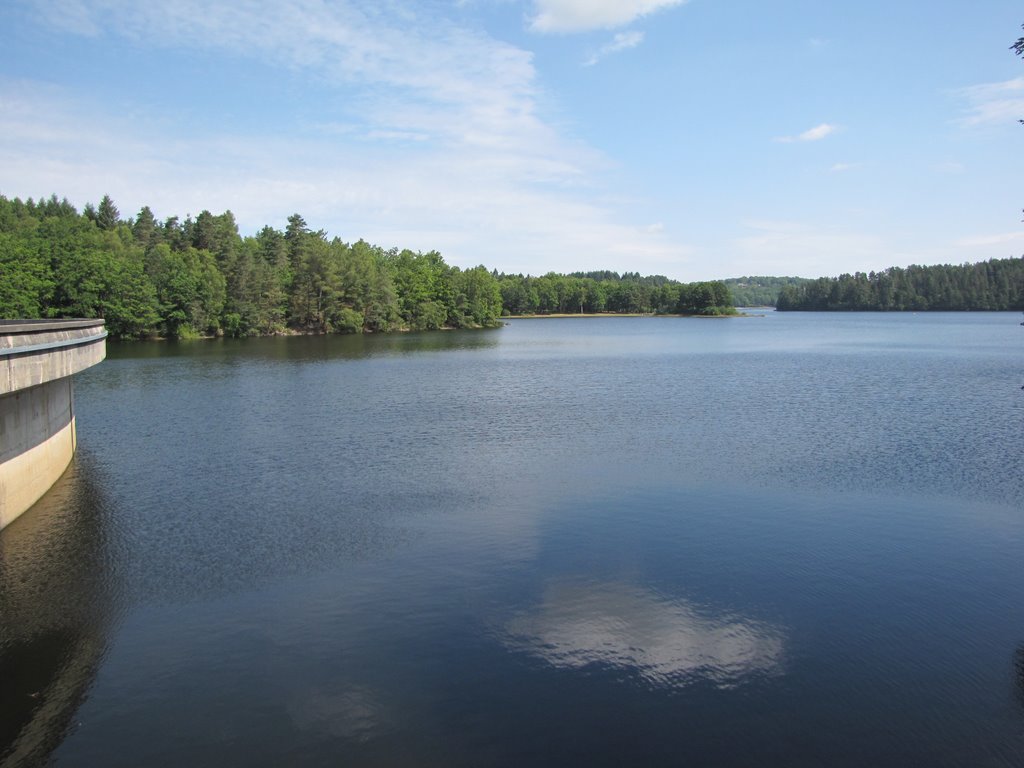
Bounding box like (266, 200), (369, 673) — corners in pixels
(0, 194), (504, 339)
(721, 276), (808, 307)
(0, 194), (736, 339)
(775, 258), (1024, 311)
(496, 270), (735, 317)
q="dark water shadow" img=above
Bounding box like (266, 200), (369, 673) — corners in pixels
(105, 327), (504, 364)
(1014, 645), (1024, 713)
(0, 455), (116, 767)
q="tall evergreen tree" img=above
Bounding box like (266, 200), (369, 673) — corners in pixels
(96, 194), (120, 231)
(132, 206), (159, 250)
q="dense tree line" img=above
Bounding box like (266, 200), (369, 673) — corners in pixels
(776, 28), (1024, 315)
(0, 194), (503, 338)
(722, 276), (808, 307)
(497, 271), (735, 316)
(775, 258), (1024, 311)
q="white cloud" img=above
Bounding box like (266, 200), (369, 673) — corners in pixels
(775, 122), (838, 143)
(799, 123), (837, 141)
(31, 0), (104, 36)
(0, 80), (686, 276)
(729, 219), (1024, 279)
(733, 220), (885, 276)
(954, 231), (1024, 248)
(829, 162), (859, 172)
(583, 30), (644, 66)
(363, 129), (430, 142)
(504, 580), (786, 688)
(1, 1), (695, 277)
(956, 76), (1024, 127)
(529, 0), (686, 33)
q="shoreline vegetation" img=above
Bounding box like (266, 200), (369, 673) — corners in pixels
(507, 311), (741, 319)
(774, 258), (1024, 312)
(0, 194), (736, 340)
(10, 193), (1018, 340)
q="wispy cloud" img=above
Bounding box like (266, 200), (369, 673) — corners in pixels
(955, 76), (1024, 126)
(829, 162), (859, 172)
(529, 0), (686, 33)
(31, 0), (104, 36)
(363, 129), (430, 143)
(583, 30), (644, 66)
(775, 122), (838, 143)
(2, 1), (694, 276)
(733, 219), (884, 276)
(954, 231), (1024, 248)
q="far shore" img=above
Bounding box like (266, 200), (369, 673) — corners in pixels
(508, 312), (650, 318)
(506, 311), (749, 319)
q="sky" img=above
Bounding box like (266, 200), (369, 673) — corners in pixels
(1, 0), (1023, 281)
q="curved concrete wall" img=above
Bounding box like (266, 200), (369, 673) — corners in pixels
(0, 320), (106, 529)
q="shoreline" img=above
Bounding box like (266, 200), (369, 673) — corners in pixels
(505, 311), (746, 319)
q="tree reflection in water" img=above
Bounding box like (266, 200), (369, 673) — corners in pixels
(0, 455), (114, 767)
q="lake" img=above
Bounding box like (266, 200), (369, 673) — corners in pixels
(2, 312), (1023, 767)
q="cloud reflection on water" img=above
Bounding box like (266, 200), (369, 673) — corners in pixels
(287, 686), (385, 742)
(504, 580), (785, 689)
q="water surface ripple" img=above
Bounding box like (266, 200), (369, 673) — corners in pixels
(1, 312), (1023, 767)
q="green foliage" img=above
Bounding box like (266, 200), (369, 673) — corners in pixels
(775, 260), (1024, 311)
(1, 192), (740, 338)
(386, 249), (461, 330)
(338, 240), (399, 332)
(676, 281), (735, 315)
(722, 276), (808, 307)
(0, 231), (52, 317)
(496, 271), (735, 316)
(451, 266), (503, 327)
(96, 194), (120, 231)
(413, 300), (449, 330)
(330, 306), (365, 334)
(0, 196), (160, 337)
(0, 194), (435, 338)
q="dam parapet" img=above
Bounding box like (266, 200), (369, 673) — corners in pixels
(0, 319), (107, 529)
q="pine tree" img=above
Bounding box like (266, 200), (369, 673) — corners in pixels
(96, 194), (120, 231)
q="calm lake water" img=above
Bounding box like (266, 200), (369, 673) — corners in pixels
(2, 312), (1024, 767)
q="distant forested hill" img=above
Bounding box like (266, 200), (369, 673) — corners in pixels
(721, 276), (808, 307)
(775, 258), (1024, 311)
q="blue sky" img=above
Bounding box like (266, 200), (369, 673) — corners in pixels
(1, 0), (1022, 280)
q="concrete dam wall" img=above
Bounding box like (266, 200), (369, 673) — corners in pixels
(0, 320), (107, 530)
